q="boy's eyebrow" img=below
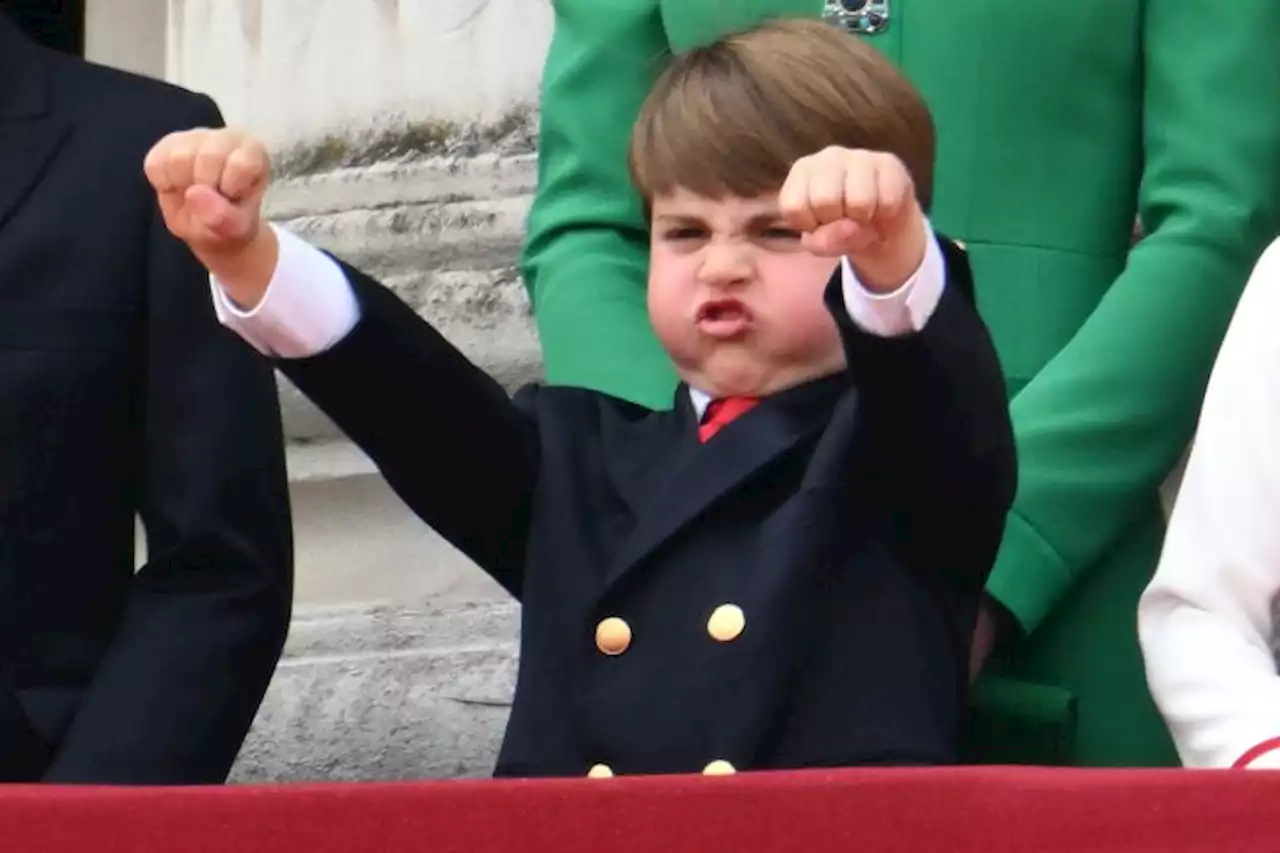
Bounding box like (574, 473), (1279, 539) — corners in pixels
(652, 211), (787, 228)
(652, 214), (705, 226)
(746, 211), (785, 227)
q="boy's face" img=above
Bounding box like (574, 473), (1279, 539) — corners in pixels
(648, 188), (846, 399)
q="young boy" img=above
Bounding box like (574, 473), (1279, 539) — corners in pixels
(144, 20), (1014, 777)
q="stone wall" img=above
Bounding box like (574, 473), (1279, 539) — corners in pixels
(265, 124), (541, 444)
(165, 0), (552, 149)
(221, 123), (544, 783)
(139, 0), (555, 782)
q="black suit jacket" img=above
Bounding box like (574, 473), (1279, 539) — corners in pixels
(0, 19), (292, 783)
(281, 240), (1014, 777)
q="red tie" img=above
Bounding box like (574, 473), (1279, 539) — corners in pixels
(699, 396), (760, 443)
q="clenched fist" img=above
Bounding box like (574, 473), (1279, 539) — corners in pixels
(143, 129), (278, 307)
(778, 147), (927, 293)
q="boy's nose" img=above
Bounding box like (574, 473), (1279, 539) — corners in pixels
(698, 244), (754, 288)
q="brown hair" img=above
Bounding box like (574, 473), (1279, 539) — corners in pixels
(628, 18), (935, 210)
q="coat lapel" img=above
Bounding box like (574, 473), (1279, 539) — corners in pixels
(0, 20), (71, 235)
(598, 388), (700, 526)
(600, 374), (847, 594)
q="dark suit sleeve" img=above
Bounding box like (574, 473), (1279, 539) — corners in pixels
(277, 260), (540, 599)
(829, 239), (1016, 588)
(43, 95), (294, 784)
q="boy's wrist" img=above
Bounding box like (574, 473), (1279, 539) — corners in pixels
(845, 214), (928, 294)
(201, 225), (278, 311)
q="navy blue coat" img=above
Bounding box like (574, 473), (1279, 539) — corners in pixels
(282, 238), (1014, 777)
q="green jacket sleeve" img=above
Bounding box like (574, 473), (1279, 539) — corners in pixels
(520, 0), (822, 409)
(986, 0), (1280, 635)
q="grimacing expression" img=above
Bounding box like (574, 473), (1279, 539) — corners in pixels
(647, 188), (846, 399)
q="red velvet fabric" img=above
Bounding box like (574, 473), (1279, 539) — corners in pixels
(1, 767), (1275, 853)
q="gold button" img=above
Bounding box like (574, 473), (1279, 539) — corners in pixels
(707, 604), (746, 642)
(595, 617), (632, 655)
(587, 763), (614, 778)
(702, 760), (737, 776)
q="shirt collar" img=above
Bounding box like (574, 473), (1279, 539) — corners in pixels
(688, 387), (712, 421)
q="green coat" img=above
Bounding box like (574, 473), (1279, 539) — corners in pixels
(520, 0), (1280, 766)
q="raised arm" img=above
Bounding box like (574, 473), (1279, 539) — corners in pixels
(786, 147), (1015, 587)
(831, 239), (1015, 588)
(143, 130), (539, 596)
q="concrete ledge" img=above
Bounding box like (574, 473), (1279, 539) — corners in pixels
(264, 155), (541, 444)
(281, 600), (519, 664)
(285, 440), (378, 484)
(265, 155), (537, 221)
(231, 600), (519, 782)
(273, 265), (539, 443)
(283, 458), (510, 608)
(279, 196), (530, 273)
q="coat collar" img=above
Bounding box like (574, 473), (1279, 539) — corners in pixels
(598, 372), (849, 595)
(0, 14), (51, 119)
(0, 18), (69, 235)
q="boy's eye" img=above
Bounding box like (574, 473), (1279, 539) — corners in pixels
(663, 227), (707, 241)
(759, 227), (802, 241)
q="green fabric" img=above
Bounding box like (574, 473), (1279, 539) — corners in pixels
(520, 0), (1280, 766)
(964, 676), (1077, 766)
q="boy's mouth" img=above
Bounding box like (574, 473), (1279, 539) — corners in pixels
(695, 299), (753, 337)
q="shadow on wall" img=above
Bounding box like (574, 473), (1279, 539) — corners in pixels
(2, 0), (84, 54)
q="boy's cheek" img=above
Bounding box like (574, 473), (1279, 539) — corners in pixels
(758, 255), (840, 300)
(646, 256), (691, 307)
(646, 266), (690, 337)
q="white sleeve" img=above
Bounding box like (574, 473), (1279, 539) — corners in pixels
(840, 218), (946, 337)
(1138, 238), (1280, 769)
(209, 225), (361, 359)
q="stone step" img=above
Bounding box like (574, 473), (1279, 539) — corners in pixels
(232, 649), (514, 782)
(284, 438), (377, 484)
(264, 154), (534, 275)
(282, 600), (520, 660)
(227, 444), (521, 782)
(233, 601), (519, 782)
(139, 438), (512, 608)
(274, 264), (541, 444)
(278, 195), (530, 275)
(265, 154), (537, 221)
(258, 156), (542, 444)
(282, 440), (511, 609)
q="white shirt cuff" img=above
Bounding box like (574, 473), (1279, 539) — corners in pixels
(210, 224), (361, 358)
(840, 218), (946, 337)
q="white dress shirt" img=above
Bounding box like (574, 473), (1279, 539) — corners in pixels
(1139, 237), (1280, 769)
(213, 222), (948, 418)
